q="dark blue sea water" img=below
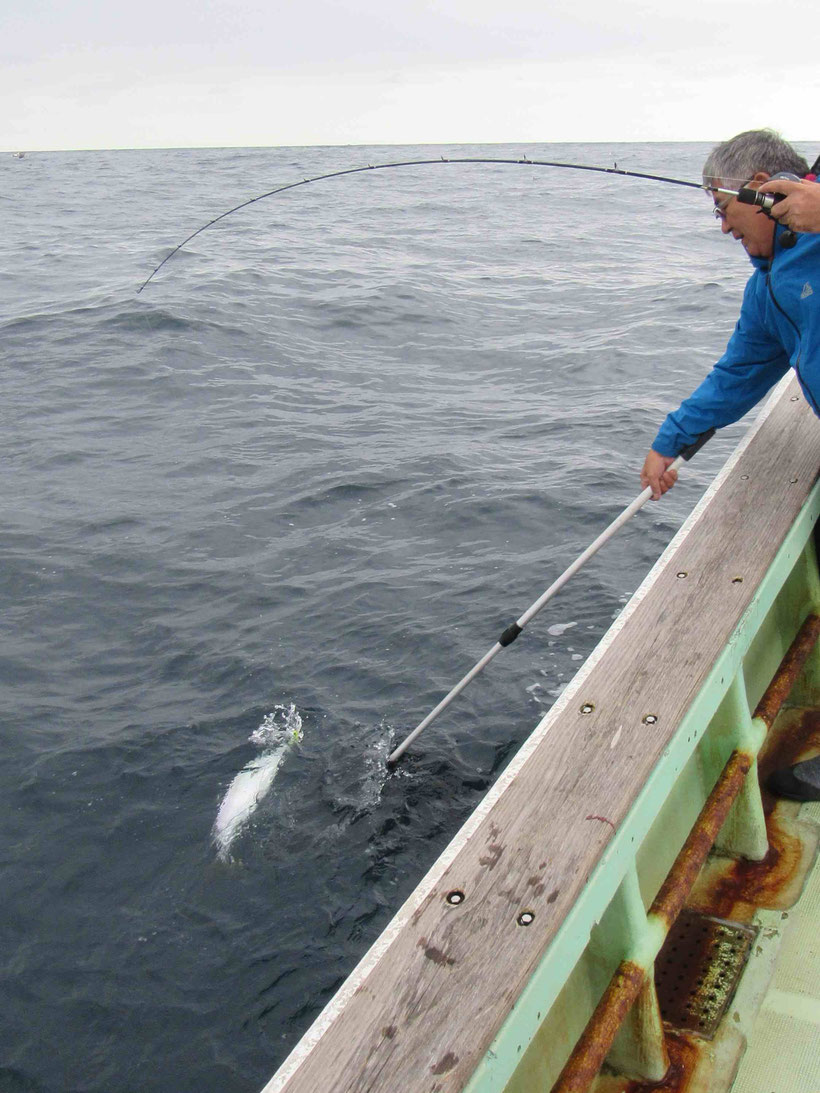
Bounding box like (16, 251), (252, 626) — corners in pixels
(0, 141), (788, 1092)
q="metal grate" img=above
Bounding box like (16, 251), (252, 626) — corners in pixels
(654, 911), (757, 1038)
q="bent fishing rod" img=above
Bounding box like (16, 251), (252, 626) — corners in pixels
(386, 428), (715, 766)
(136, 157), (768, 293)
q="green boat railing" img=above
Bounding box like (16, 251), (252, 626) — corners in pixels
(261, 374), (820, 1093)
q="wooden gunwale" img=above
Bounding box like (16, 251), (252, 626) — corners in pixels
(262, 375), (820, 1093)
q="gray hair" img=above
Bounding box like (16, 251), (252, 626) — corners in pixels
(703, 129), (809, 187)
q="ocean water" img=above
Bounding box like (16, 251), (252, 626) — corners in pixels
(0, 141), (777, 1092)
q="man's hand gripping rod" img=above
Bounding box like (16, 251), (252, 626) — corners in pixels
(386, 430), (715, 765)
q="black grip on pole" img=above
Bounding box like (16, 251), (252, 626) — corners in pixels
(498, 622), (523, 647)
(679, 428), (716, 461)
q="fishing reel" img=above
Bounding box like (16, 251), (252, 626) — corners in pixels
(736, 172), (801, 249)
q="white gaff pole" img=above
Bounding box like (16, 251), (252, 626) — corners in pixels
(387, 431), (714, 765)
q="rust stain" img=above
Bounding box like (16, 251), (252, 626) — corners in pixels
(381, 1025), (396, 1040)
(651, 751), (751, 928)
(430, 1051), (459, 1075)
(586, 814), (616, 831)
(527, 875), (546, 895)
(689, 810), (807, 920)
(753, 613), (820, 728)
(417, 939), (456, 967)
(551, 961), (646, 1093)
(758, 706), (820, 783)
(619, 1030), (700, 1092)
(686, 705), (820, 920)
(479, 843), (504, 870)
(547, 888), (560, 903)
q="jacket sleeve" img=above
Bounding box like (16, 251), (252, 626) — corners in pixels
(652, 273), (791, 456)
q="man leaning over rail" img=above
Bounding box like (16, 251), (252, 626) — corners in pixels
(641, 129), (820, 803)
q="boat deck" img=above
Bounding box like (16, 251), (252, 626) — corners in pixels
(730, 724), (820, 1093)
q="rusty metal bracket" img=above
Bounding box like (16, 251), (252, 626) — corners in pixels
(753, 613), (820, 729)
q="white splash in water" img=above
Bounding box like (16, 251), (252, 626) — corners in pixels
(359, 721), (398, 807)
(212, 704), (303, 860)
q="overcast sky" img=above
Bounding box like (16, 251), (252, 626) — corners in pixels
(3, 0), (818, 151)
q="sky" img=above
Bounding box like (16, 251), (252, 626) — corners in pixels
(2, 0), (818, 152)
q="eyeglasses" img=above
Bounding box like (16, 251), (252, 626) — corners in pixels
(712, 180), (753, 221)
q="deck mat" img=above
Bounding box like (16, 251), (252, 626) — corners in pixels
(655, 912), (756, 1039)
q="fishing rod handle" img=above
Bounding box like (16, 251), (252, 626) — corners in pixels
(737, 187), (780, 211)
(737, 173), (801, 216)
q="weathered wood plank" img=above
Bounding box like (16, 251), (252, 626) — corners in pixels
(266, 377), (820, 1093)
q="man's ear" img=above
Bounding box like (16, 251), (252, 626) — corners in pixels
(750, 171), (772, 185)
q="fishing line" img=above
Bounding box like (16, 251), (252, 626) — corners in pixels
(137, 156), (717, 293)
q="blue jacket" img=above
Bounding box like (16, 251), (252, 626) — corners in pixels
(652, 224), (820, 456)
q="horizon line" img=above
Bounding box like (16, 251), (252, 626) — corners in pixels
(4, 137), (786, 156)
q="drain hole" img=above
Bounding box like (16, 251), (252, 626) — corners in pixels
(654, 912), (757, 1039)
